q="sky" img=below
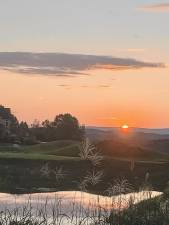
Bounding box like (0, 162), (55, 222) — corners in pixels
(0, 0), (169, 128)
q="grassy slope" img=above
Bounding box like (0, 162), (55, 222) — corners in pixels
(0, 140), (80, 160)
(98, 139), (169, 162)
(109, 195), (169, 225)
(0, 139), (168, 162)
(0, 140), (169, 193)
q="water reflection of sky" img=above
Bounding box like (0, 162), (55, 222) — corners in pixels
(0, 191), (162, 225)
(0, 191), (161, 212)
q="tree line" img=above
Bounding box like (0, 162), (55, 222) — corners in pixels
(0, 105), (85, 144)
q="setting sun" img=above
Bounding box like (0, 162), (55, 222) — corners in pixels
(121, 125), (129, 129)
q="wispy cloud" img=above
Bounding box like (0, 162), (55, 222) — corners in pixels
(0, 52), (165, 77)
(56, 84), (71, 87)
(97, 85), (111, 88)
(56, 84), (112, 89)
(139, 3), (169, 12)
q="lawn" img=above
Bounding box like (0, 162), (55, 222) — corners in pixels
(0, 140), (169, 193)
(0, 140), (81, 160)
(0, 139), (168, 162)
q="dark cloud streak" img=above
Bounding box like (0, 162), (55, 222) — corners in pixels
(0, 52), (165, 77)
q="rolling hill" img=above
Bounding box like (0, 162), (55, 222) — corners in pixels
(86, 127), (169, 141)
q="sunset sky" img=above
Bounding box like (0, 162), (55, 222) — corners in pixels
(0, 0), (169, 128)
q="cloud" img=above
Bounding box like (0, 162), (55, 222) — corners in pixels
(56, 84), (71, 87)
(0, 52), (165, 77)
(139, 3), (169, 12)
(97, 85), (111, 88)
(56, 84), (111, 89)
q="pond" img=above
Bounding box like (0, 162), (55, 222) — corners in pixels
(0, 191), (162, 225)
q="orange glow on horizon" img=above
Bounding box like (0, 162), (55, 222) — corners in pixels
(1, 67), (169, 128)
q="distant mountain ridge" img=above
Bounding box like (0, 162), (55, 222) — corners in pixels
(87, 126), (169, 135)
(86, 126), (169, 154)
(86, 127), (169, 142)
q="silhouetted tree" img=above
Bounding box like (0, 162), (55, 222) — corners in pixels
(18, 121), (29, 136)
(53, 113), (84, 140)
(42, 120), (51, 128)
(0, 105), (85, 143)
(31, 119), (41, 128)
(31, 113), (85, 141)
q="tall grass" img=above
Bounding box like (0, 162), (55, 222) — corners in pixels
(0, 138), (168, 225)
(0, 188), (165, 225)
(108, 195), (169, 225)
(0, 193), (109, 225)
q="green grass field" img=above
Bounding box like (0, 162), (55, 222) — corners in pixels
(0, 140), (81, 160)
(0, 140), (169, 193)
(0, 140), (168, 162)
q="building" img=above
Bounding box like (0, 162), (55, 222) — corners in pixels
(0, 107), (11, 129)
(0, 116), (11, 128)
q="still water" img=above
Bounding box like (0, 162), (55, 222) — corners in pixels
(0, 191), (162, 225)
